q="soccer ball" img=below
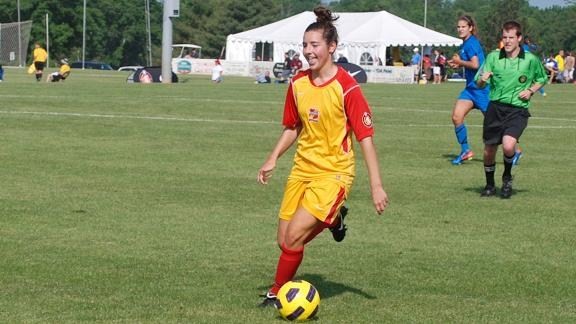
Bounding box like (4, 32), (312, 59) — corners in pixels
(275, 280), (320, 321)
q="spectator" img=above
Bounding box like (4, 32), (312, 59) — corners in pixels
(255, 70), (271, 84)
(544, 53), (558, 84)
(291, 53), (303, 75)
(422, 54), (433, 81)
(211, 59), (223, 83)
(47, 58), (71, 82)
(282, 52), (292, 80)
(433, 49), (447, 83)
(411, 48), (421, 82)
(336, 53), (348, 63)
(564, 51), (574, 83)
(555, 50), (565, 83)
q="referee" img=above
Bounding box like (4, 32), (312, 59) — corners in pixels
(476, 21), (547, 199)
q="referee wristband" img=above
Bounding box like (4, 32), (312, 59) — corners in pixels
(527, 88), (535, 94)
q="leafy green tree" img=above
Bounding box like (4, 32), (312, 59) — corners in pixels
(1, 0), (573, 68)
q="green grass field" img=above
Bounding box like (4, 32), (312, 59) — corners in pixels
(1, 68), (575, 323)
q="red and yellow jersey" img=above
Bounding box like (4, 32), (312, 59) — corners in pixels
(33, 47), (48, 63)
(282, 66), (374, 180)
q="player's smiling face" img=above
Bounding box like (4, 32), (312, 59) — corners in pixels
(303, 30), (336, 71)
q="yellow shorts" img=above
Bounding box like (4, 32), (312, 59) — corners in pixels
(278, 177), (351, 225)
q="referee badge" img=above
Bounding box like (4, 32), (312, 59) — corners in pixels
(518, 75), (527, 83)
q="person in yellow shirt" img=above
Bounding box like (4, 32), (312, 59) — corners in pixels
(32, 42), (48, 82)
(47, 58), (71, 82)
(257, 5), (389, 307)
(554, 50), (565, 83)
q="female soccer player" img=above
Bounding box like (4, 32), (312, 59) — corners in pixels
(257, 6), (389, 306)
(448, 15), (490, 165)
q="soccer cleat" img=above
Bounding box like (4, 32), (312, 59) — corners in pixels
(451, 150), (474, 165)
(512, 150), (523, 166)
(501, 177), (513, 199)
(330, 205), (348, 242)
(480, 185), (497, 197)
(258, 292), (277, 308)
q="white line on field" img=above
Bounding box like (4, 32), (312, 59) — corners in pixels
(1, 110), (575, 129)
(0, 110), (278, 124)
(375, 106), (576, 123)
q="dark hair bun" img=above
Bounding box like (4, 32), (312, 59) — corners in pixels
(314, 6), (338, 24)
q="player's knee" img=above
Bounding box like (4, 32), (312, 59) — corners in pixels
(451, 113), (463, 124)
(283, 233), (305, 250)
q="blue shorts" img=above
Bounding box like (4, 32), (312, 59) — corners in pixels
(458, 87), (490, 113)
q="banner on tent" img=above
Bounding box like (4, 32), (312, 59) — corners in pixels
(364, 66), (414, 84)
(170, 59), (415, 84)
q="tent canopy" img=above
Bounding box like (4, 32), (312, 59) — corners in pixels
(226, 10), (462, 65)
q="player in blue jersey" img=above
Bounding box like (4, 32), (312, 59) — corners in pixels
(447, 15), (490, 165)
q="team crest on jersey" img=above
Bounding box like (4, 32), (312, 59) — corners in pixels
(362, 112), (373, 128)
(518, 75), (527, 83)
(308, 108), (319, 122)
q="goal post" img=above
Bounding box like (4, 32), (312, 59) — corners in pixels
(0, 20), (32, 67)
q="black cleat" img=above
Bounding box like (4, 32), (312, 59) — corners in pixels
(480, 185), (497, 197)
(500, 177), (513, 199)
(258, 292), (277, 308)
(330, 205), (348, 242)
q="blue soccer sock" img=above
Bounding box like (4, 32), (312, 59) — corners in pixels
(538, 87), (545, 94)
(454, 124), (470, 153)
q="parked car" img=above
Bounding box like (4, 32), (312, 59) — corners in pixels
(118, 65), (144, 72)
(70, 61), (113, 70)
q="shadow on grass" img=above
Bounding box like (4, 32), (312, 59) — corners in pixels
(441, 153), (483, 165)
(464, 186), (529, 196)
(257, 274), (375, 300)
(298, 273), (376, 300)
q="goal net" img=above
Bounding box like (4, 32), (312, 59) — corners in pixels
(0, 20), (32, 66)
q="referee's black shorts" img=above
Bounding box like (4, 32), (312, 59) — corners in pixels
(483, 101), (531, 145)
(34, 61), (45, 71)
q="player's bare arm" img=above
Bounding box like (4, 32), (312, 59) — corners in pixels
(450, 54), (479, 70)
(257, 127), (300, 185)
(358, 136), (389, 214)
(519, 83), (544, 100)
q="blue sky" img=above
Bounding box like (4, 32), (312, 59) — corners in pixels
(529, 0), (569, 8)
(322, 0), (570, 8)
(321, 0), (570, 9)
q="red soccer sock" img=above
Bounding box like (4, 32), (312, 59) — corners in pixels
(270, 243), (304, 295)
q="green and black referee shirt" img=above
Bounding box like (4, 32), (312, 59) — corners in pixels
(476, 48), (548, 109)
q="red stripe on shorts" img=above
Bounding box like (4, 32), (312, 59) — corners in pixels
(325, 186), (346, 225)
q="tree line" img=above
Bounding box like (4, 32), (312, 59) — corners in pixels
(0, 0), (573, 68)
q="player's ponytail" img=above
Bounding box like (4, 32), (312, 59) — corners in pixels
(306, 6), (339, 48)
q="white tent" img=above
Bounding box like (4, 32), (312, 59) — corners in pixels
(226, 10), (462, 65)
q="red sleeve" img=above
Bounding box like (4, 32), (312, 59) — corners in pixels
(344, 84), (374, 141)
(282, 80), (301, 128)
